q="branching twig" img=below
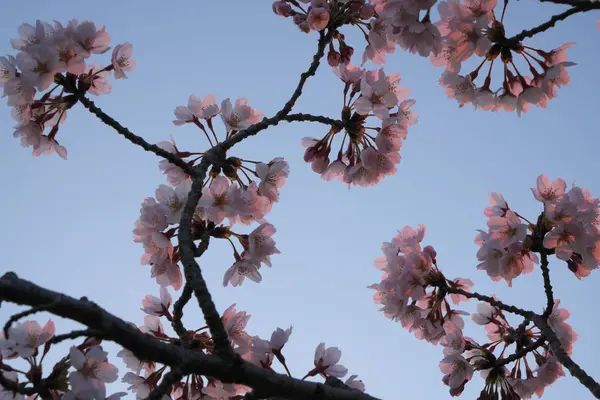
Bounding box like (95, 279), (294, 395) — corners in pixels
(533, 316), (600, 398)
(497, 336), (546, 366)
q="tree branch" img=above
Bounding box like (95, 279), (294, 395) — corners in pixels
(0, 272), (381, 400)
(175, 28), (336, 359)
(75, 96), (196, 177)
(436, 285), (534, 318)
(509, 4), (600, 43)
(283, 114), (345, 128)
(496, 336), (546, 366)
(533, 316), (600, 398)
(540, 250), (554, 319)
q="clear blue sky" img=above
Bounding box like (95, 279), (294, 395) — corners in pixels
(1, 1), (599, 399)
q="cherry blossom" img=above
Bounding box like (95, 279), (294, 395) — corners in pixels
(311, 342), (348, 378)
(221, 304), (251, 349)
(223, 256), (262, 287)
(198, 176), (237, 224)
(111, 42), (135, 79)
(256, 158), (290, 203)
(0, 372), (25, 400)
(220, 97), (263, 132)
(69, 346), (118, 400)
(0, 319), (54, 358)
(141, 287), (172, 317)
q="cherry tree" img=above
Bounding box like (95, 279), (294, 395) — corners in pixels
(1, 0), (600, 399)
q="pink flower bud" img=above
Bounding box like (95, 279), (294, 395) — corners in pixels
(327, 50), (341, 67)
(359, 4), (375, 19)
(272, 1), (293, 17)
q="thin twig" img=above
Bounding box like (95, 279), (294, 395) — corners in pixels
(283, 113), (345, 128)
(509, 4), (599, 43)
(3, 302), (58, 338)
(436, 285), (534, 318)
(497, 336), (546, 366)
(49, 329), (101, 345)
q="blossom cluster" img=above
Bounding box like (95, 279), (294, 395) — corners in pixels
(134, 92), (292, 288)
(476, 174), (600, 284)
(370, 225), (577, 397)
(303, 65), (417, 187)
(370, 173), (598, 397)
(274, 0), (582, 115)
(1, 19), (135, 158)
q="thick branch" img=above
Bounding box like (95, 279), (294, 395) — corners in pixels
(540, 251), (554, 319)
(76, 96), (195, 177)
(509, 4), (600, 43)
(533, 316), (600, 398)
(0, 272), (380, 400)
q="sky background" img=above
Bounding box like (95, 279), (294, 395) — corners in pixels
(1, 1), (599, 399)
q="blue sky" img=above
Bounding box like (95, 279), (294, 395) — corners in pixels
(1, 1), (599, 399)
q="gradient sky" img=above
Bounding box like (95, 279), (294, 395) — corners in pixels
(1, 1), (599, 399)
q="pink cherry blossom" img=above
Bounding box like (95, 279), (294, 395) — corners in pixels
(256, 157), (290, 203)
(112, 42), (135, 79)
(220, 97), (263, 132)
(223, 256), (262, 287)
(440, 354), (473, 394)
(141, 287), (172, 316)
(155, 182), (191, 224)
(229, 183), (271, 225)
(313, 343), (348, 378)
(0, 56), (17, 86)
(188, 93), (220, 120)
(69, 346), (118, 400)
(150, 259), (182, 290)
(354, 68), (409, 119)
(121, 373), (151, 399)
(198, 176), (237, 224)
(345, 375), (366, 392)
(484, 192), (509, 217)
(532, 174), (566, 204)
(247, 223), (280, 267)
(307, 7), (330, 31)
(222, 304), (251, 349)
(15, 46), (60, 91)
(0, 319), (54, 358)
(67, 20), (111, 57)
(85, 65), (112, 96)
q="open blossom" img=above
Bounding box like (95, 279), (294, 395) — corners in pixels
(229, 183), (272, 225)
(345, 375), (366, 392)
(188, 93), (220, 120)
(440, 354), (473, 394)
(220, 97), (263, 131)
(248, 223), (280, 267)
(251, 326), (293, 354)
(69, 346), (118, 400)
(111, 42), (135, 79)
(354, 68), (409, 119)
(150, 258), (182, 290)
(141, 286), (172, 316)
(222, 304), (251, 349)
(547, 300), (578, 355)
(198, 176), (237, 224)
(156, 139), (190, 186)
(15, 46), (60, 91)
(532, 174), (566, 204)
(155, 181), (191, 224)
(68, 20), (111, 57)
(312, 343), (348, 378)
(223, 256), (262, 287)
(256, 157), (289, 203)
(486, 210), (527, 248)
(484, 192), (509, 217)
(121, 373), (151, 399)
(0, 319), (54, 358)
